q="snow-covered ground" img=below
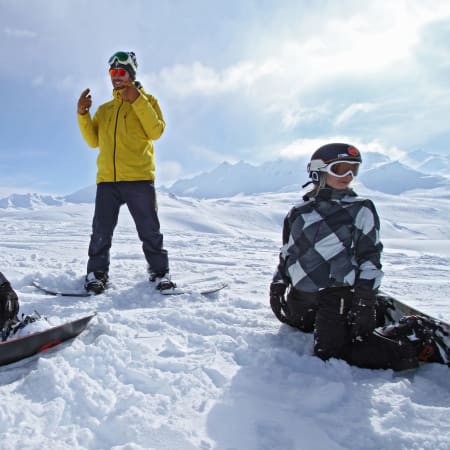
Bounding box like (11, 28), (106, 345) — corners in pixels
(0, 187), (449, 450)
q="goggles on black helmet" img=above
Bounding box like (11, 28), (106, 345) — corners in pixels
(308, 159), (360, 178)
(325, 160), (360, 177)
(108, 51), (137, 72)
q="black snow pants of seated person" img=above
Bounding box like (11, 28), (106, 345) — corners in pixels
(286, 287), (418, 371)
(285, 288), (319, 332)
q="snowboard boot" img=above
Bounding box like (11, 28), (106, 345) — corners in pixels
(84, 271), (108, 295)
(149, 271), (176, 291)
(379, 315), (450, 365)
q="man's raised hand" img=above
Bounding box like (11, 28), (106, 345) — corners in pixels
(78, 88), (92, 115)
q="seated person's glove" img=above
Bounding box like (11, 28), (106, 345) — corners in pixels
(347, 290), (377, 341)
(270, 281), (289, 323)
(0, 281), (19, 330)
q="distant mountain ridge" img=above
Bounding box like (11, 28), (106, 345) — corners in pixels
(361, 161), (448, 194)
(163, 150), (450, 198)
(0, 186), (97, 209)
(161, 159), (311, 198)
(0, 193), (65, 209)
(1, 150), (449, 208)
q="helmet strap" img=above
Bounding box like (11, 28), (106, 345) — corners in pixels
(319, 173), (326, 187)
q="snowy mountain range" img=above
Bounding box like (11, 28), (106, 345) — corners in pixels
(164, 150), (450, 198)
(0, 193), (66, 209)
(1, 149), (449, 208)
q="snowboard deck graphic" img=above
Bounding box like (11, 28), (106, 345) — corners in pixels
(0, 313), (96, 366)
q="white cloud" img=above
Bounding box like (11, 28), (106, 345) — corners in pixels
(3, 27), (37, 38)
(279, 103), (331, 129)
(334, 103), (378, 126)
(188, 144), (238, 166)
(155, 60), (280, 98)
(148, 0), (450, 123)
(276, 137), (405, 160)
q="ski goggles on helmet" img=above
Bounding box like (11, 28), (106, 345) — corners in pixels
(308, 158), (361, 177)
(324, 160), (360, 177)
(108, 51), (137, 72)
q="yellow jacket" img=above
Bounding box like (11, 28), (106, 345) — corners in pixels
(78, 85), (165, 183)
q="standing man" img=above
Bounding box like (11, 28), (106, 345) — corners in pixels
(77, 51), (175, 294)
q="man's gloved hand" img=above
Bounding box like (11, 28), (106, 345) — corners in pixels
(348, 292), (377, 341)
(270, 281), (289, 323)
(0, 282), (19, 330)
(77, 88), (92, 115)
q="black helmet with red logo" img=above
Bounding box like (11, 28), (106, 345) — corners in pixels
(307, 143), (362, 184)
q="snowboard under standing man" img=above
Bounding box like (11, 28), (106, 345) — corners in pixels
(270, 143), (447, 370)
(77, 51), (175, 294)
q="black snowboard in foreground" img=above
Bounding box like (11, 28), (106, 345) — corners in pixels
(0, 313), (96, 366)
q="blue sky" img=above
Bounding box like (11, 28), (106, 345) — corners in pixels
(1, 0), (450, 195)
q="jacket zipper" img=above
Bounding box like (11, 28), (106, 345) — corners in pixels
(113, 103), (122, 182)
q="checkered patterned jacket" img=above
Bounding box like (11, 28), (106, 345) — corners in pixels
(273, 187), (383, 295)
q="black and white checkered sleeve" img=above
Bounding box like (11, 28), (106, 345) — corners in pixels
(272, 214), (293, 285)
(353, 199), (383, 295)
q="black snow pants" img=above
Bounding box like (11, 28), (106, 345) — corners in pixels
(87, 181), (169, 275)
(286, 287), (418, 371)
